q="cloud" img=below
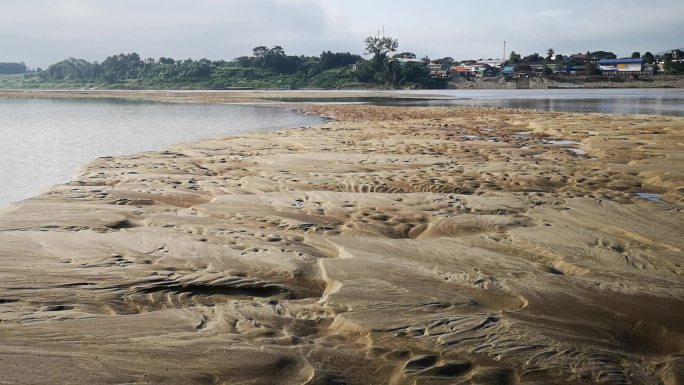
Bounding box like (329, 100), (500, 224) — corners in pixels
(1, 0), (683, 68)
(1, 0), (356, 66)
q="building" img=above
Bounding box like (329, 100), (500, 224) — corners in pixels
(476, 59), (506, 69)
(449, 65), (469, 77)
(598, 58), (644, 74)
(428, 62), (449, 78)
(502, 65), (516, 78)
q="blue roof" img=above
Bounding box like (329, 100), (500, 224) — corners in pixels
(598, 58), (643, 64)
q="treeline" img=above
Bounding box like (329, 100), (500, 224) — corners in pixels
(0, 62), (28, 74)
(38, 49), (361, 88)
(28, 37), (442, 89)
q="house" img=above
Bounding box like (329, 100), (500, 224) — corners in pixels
(598, 58), (644, 74)
(449, 65), (470, 77)
(502, 65), (516, 78)
(428, 62), (449, 78)
(476, 59), (506, 69)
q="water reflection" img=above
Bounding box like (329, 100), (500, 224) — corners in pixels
(399, 89), (684, 116)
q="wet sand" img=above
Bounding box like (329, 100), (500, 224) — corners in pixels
(0, 96), (683, 384)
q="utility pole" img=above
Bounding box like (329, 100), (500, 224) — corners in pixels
(503, 41), (506, 60)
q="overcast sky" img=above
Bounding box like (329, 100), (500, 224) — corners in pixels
(2, 0), (683, 68)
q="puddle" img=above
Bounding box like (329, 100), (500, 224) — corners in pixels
(513, 131), (532, 138)
(567, 148), (587, 155)
(635, 192), (663, 202)
(545, 139), (581, 145)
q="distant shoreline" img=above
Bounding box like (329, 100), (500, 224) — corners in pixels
(2, 74), (684, 92)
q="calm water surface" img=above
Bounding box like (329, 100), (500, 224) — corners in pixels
(397, 88), (684, 116)
(0, 99), (325, 206)
(1, 89), (681, 205)
(269, 88), (684, 116)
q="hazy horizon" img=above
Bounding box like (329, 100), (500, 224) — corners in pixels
(2, 0), (683, 68)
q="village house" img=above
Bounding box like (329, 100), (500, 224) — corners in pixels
(598, 58), (644, 74)
(449, 65), (470, 78)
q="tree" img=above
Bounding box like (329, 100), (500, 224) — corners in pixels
(434, 57), (455, 67)
(590, 51), (617, 60)
(364, 35), (398, 63)
(158, 57), (175, 65)
(663, 55), (684, 75)
(393, 52), (417, 59)
(509, 51), (521, 63)
(0, 62), (28, 74)
(522, 53), (542, 62)
(642, 52), (655, 64)
(546, 48), (555, 60)
(631, 51), (641, 59)
(42, 58), (97, 81)
(100, 53), (143, 81)
(320, 51), (362, 70)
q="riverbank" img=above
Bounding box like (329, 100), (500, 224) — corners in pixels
(0, 89), (437, 104)
(0, 98), (682, 384)
(447, 75), (684, 89)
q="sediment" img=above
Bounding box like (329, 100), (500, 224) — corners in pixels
(0, 98), (682, 385)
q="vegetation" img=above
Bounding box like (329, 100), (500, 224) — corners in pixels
(0, 62), (28, 74)
(2, 36), (444, 89)
(642, 52), (655, 64)
(589, 51), (617, 60)
(663, 52), (684, 75)
(3, 41), (682, 90)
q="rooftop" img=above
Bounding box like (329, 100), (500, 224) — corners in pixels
(598, 58), (644, 64)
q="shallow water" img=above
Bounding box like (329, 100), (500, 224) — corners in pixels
(0, 99), (326, 206)
(635, 192), (664, 202)
(272, 88), (684, 116)
(403, 89), (684, 116)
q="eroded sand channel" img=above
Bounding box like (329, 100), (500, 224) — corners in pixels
(0, 103), (682, 385)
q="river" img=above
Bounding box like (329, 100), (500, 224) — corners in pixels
(1, 88), (681, 206)
(0, 99), (326, 206)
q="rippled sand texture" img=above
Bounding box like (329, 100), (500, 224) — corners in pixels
(0, 106), (683, 385)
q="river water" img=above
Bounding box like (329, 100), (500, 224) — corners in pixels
(1, 89), (681, 206)
(0, 99), (325, 206)
(402, 88), (684, 116)
(267, 88), (684, 116)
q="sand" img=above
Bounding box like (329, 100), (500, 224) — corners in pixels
(0, 94), (683, 385)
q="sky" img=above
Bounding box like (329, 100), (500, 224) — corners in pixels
(2, 0), (683, 68)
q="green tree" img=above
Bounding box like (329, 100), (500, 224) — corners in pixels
(663, 56), (684, 74)
(509, 51), (521, 63)
(590, 51), (617, 60)
(522, 53), (542, 62)
(0, 62), (28, 74)
(434, 57), (454, 68)
(546, 48), (555, 60)
(364, 35), (398, 63)
(42, 58), (97, 81)
(320, 51), (361, 70)
(642, 52), (655, 64)
(631, 51), (641, 59)
(393, 52), (416, 59)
